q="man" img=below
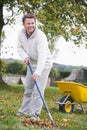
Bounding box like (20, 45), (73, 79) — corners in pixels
(17, 14), (52, 120)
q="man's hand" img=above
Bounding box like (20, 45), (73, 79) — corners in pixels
(24, 57), (31, 64)
(32, 73), (39, 81)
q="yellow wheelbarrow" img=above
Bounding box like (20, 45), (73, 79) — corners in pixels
(56, 81), (87, 114)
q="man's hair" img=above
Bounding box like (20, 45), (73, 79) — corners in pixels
(22, 14), (36, 23)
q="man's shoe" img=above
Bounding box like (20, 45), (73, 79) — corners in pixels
(30, 113), (40, 120)
(16, 112), (26, 117)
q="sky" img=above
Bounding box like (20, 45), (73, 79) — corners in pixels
(53, 36), (87, 66)
(1, 24), (87, 67)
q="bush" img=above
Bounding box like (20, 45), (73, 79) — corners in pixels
(49, 67), (60, 86)
(59, 70), (71, 79)
(6, 61), (27, 75)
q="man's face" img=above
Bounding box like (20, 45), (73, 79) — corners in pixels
(23, 18), (36, 35)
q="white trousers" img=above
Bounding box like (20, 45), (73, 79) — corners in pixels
(18, 67), (50, 116)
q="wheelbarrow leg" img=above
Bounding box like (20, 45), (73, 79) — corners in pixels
(79, 103), (86, 114)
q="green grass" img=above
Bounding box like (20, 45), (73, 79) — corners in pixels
(0, 83), (87, 130)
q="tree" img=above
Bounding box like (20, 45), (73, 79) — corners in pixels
(20, 0), (87, 44)
(0, 0), (23, 82)
(0, 0), (87, 83)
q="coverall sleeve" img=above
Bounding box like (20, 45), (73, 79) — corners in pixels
(34, 33), (49, 75)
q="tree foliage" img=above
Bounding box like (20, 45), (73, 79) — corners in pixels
(1, 0), (87, 44)
(19, 0), (87, 45)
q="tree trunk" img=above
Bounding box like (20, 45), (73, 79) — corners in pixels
(0, 2), (5, 83)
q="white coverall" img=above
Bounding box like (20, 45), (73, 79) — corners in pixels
(17, 27), (52, 117)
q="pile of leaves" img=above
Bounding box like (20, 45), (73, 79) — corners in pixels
(22, 118), (58, 129)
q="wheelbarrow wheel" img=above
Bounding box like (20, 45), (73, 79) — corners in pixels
(59, 96), (74, 113)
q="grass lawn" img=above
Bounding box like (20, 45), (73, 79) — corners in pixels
(0, 83), (87, 130)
